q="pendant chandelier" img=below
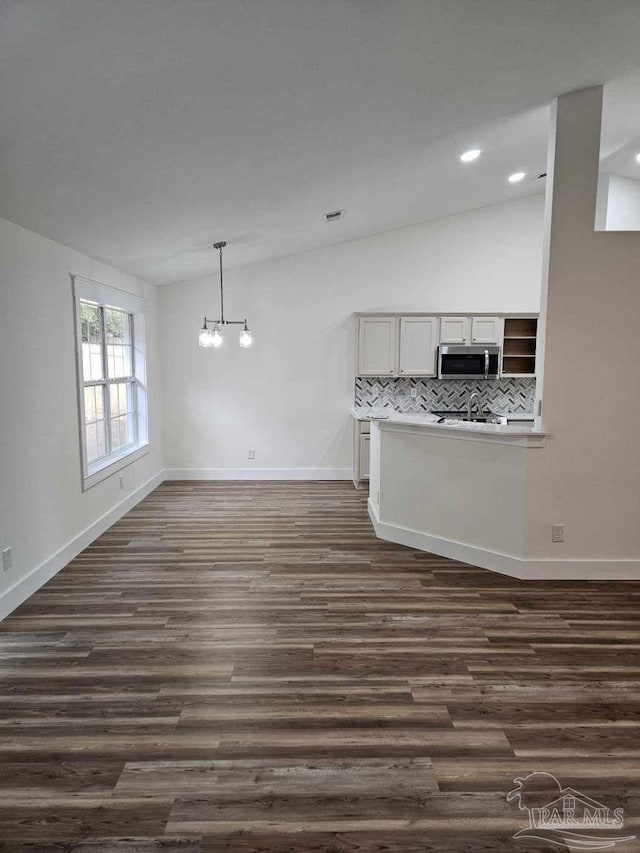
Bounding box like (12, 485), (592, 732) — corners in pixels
(198, 241), (253, 348)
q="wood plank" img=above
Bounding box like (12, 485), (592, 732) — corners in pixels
(1, 480), (639, 848)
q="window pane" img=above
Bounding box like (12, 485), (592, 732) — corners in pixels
(85, 422), (97, 463)
(109, 383), (119, 417)
(84, 385), (105, 423)
(80, 303), (104, 381)
(88, 344), (104, 381)
(85, 420), (107, 464)
(105, 308), (122, 342)
(105, 310), (133, 378)
(105, 308), (131, 344)
(122, 313), (132, 345)
(125, 381), (135, 414)
(81, 302), (102, 343)
(96, 420), (107, 459)
(109, 381), (134, 417)
(107, 343), (133, 378)
(110, 414), (135, 452)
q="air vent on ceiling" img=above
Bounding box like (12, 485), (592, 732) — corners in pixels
(325, 209), (344, 222)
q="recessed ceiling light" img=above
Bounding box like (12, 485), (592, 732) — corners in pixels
(460, 148), (482, 163)
(635, 151), (640, 164)
(508, 171), (526, 184)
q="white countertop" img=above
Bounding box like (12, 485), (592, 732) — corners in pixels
(351, 406), (544, 440)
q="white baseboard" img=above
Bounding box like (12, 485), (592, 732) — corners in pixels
(0, 470), (165, 622)
(164, 468), (352, 481)
(368, 499), (640, 580)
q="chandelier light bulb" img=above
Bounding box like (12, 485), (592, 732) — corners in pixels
(239, 323), (253, 348)
(211, 325), (224, 347)
(198, 325), (214, 348)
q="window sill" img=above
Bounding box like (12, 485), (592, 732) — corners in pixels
(82, 442), (150, 491)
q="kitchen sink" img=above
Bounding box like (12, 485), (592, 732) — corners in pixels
(433, 411), (502, 425)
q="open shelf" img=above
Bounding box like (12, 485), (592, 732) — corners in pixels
(503, 338), (536, 357)
(503, 355), (536, 376)
(504, 318), (537, 337)
(502, 318), (537, 377)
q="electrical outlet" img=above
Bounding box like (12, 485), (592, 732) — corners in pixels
(2, 548), (12, 572)
(410, 387), (418, 399)
(119, 475), (125, 489)
(371, 387), (379, 398)
(247, 448), (255, 460)
(551, 524), (565, 543)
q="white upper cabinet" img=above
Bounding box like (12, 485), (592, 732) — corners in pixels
(398, 317), (438, 376)
(356, 314), (526, 376)
(439, 316), (471, 345)
(471, 316), (502, 344)
(357, 316), (397, 375)
(439, 316), (502, 345)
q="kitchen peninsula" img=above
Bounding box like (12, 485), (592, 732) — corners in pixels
(367, 411), (545, 578)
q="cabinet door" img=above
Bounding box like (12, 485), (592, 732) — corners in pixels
(471, 316), (501, 344)
(357, 317), (397, 375)
(398, 317), (438, 375)
(439, 316), (471, 344)
(359, 434), (370, 480)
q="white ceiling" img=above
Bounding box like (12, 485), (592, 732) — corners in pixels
(1, 0), (640, 285)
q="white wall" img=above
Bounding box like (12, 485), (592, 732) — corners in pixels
(529, 87), (640, 562)
(595, 174), (640, 231)
(0, 216), (164, 615)
(604, 175), (640, 231)
(160, 195), (544, 476)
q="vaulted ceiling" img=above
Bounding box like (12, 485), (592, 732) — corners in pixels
(1, 0), (639, 284)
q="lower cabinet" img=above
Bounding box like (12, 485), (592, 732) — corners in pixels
(359, 434), (370, 480)
(352, 419), (370, 486)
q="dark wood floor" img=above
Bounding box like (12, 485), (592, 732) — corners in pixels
(1, 481), (640, 851)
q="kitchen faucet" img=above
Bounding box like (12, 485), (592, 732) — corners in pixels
(467, 392), (483, 421)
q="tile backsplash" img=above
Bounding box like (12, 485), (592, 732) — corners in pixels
(355, 376), (536, 414)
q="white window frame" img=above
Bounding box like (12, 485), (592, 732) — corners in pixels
(72, 275), (150, 490)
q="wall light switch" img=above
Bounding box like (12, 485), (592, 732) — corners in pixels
(248, 448), (255, 460)
(551, 524), (565, 543)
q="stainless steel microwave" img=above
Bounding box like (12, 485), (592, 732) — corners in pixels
(437, 345), (500, 380)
